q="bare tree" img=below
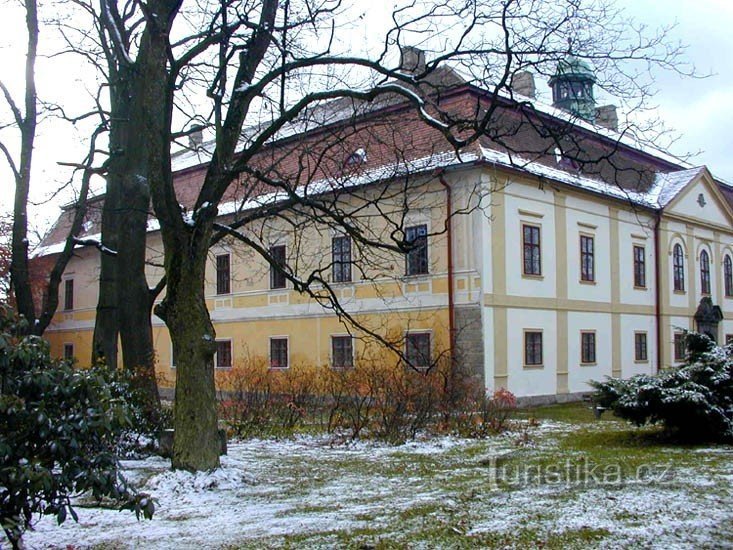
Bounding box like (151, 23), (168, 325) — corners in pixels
(81, 0), (689, 470)
(0, 0), (104, 336)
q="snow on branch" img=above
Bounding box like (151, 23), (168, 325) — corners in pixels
(72, 237), (117, 256)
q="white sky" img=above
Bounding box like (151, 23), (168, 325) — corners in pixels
(1, 0), (732, 232)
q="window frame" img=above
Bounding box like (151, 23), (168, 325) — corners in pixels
(331, 335), (354, 369)
(63, 343), (74, 360)
(332, 235), (352, 283)
(405, 224), (429, 277)
(700, 249), (711, 295)
(724, 255), (733, 297)
(673, 243), (685, 292)
(579, 234), (595, 283)
(726, 334), (733, 346)
(63, 278), (74, 311)
(215, 339), (232, 369)
(634, 332), (648, 363)
(523, 330), (543, 368)
(673, 332), (686, 363)
(269, 245), (287, 290)
(215, 253), (231, 295)
(580, 331), (597, 365)
(633, 245), (646, 288)
(269, 337), (289, 369)
(522, 223), (542, 277)
(405, 332), (431, 370)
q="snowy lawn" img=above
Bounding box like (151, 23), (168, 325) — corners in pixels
(23, 403), (733, 549)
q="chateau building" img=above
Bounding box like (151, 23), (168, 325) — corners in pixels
(37, 52), (733, 402)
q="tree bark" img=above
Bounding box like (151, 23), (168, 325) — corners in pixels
(155, 233), (220, 470)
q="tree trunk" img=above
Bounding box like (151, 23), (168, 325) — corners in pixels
(92, 179), (120, 366)
(117, 169), (160, 411)
(156, 238), (220, 471)
(95, 36), (161, 412)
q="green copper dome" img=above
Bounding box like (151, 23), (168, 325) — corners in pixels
(551, 56), (596, 82)
(549, 55), (597, 121)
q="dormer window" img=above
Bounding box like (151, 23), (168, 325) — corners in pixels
(344, 148), (367, 167)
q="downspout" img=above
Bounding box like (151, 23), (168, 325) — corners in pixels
(654, 211), (663, 373)
(437, 172), (455, 365)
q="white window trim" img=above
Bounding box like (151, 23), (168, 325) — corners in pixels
(404, 329), (433, 370)
(269, 335), (290, 369)
(330, 333), (355, 369)
(214, 338), (233, 369)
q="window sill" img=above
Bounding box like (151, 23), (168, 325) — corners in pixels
(523, 364), (544, 370)
(579, 279), (596, 285)
(633, 359), (649, 364)
(522, 273), (544, 280)
(403, 273), (430, 280)
(269, 366), (289, 371)
(673, 290), (686, 295)
(580, 362), (597, 367)
(215, 366), (232, 370)
(633, 285), (648, 291)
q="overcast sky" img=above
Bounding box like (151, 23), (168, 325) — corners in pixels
(1, 0), (732, 229)
(617, 0), (733, 181)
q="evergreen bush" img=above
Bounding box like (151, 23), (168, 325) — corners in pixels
(592, 332), (733, 442)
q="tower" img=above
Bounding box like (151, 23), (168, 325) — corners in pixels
(548, 56), (597, 121)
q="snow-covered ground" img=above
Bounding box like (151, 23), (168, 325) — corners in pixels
(22, 420), (733, 549)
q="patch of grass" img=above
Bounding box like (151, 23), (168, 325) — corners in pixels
(516, 401), (610, 424)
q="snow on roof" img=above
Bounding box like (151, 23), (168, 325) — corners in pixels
(478, 146), (700, 210)
(649, 166), (707, 208)
(34, 148), (709, 260)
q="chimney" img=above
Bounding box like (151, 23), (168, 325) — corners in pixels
(188, 125), (204, 149)
(399, 46), (426, 75)
(511, 71), (536, 99)
(594, 105), (618, 131)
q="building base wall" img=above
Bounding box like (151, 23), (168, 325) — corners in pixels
(454, 305), (485, 386)
(515, 391), (591, 407)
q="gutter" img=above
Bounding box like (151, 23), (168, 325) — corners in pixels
(654, 210), (663, 373)
(436, 171), (456, 365)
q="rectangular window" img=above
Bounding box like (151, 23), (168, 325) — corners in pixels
(332, 236), (352, 283)
(634, 332), (648, 362)
(726, 334), (733, 346)
(216, 253), (231, 295)
(524, 331), (543, 367)
(171, 345), (177, 368)
(405, 224), (428, 276)
(522, 224), (541, 276)
(270, 337), (288, 369)
(64, 279), (74, 310)
(673, 332), (686, 362)
(405, 332), (431, 369)
(581, 331), (596, 364)
(270, 245), (287, 289)
(215, 340), (232, 368)
(63, 343), (74, 360)
(331, 335), (354, 369)
(633, 245), (646, 288)
(580, 235), (595, 282)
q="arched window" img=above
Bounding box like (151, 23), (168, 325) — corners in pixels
(725, 255), (733, 297)
(700, 249), (711, 295)
(673, 244), (685, 292)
